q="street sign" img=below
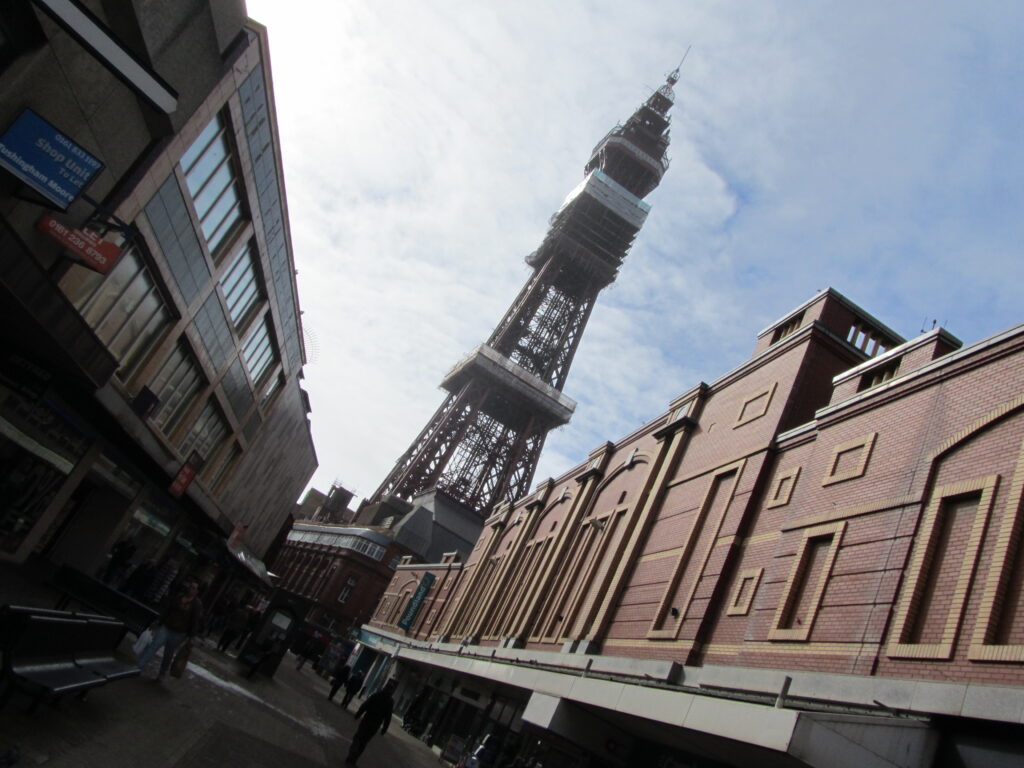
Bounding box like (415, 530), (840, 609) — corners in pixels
(0, 109), (103, 209)
(37, 214), (122, 273)
(398, 572), (436, 631)
(169, 451), (205, 497)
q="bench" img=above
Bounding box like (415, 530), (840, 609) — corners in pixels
(51, 565), (158, 636)
(72, 614), (140, 683)
(0, 605), (140, 713)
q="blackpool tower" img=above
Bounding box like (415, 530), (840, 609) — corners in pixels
(370, 68), (680, 516)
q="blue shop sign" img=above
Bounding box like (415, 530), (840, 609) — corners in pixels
(398, 572), (436, 630)
(0, 109), (103, 209)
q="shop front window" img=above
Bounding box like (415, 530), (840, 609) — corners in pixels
(0, 388), (90, 554)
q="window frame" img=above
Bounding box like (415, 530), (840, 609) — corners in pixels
(241, 315), (279, 389)
(181, 112), (247, 261)
(219, 240), (264, 331)
(63, 240), (175, 383)
(149, 341), (206, 439)
(178, 397), (230, 464)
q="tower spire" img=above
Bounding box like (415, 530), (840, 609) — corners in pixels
(668, 45), (691, 86)
(370, 71), (678, 516)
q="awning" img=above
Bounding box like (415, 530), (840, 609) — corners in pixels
(225, 540), (272, 586)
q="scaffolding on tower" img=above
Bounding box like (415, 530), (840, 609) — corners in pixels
(370, 66), (683, 517)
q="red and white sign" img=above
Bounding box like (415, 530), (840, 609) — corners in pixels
(37, 214), (122, 274)
(169, 461), (197, 498)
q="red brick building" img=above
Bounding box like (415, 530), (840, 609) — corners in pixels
(357, 288), (1024, 768)
(272, 521), (412, 637)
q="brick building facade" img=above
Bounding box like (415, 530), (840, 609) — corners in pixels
(272, 521), (415, 638)
(357, 288), (1024, 768)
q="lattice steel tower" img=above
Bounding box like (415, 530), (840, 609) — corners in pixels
(371, 68), (680, 515)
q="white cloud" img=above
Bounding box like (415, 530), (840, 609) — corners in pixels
(247, 0), (1024, 504)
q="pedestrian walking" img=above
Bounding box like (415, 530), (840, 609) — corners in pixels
(234, 606), (260, 650)
(136, 578), (203, 681)
(243, 634), (286, 678)
(328, 661), (350, 701)
(340, 669), (365, 709)
(345, 678), (397, 766)
(217, 602), (250, 652)
(102, 538), (135, 586)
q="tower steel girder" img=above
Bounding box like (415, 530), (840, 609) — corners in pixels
(490, 256), (602, 390)
(370, 67), (681, 516)
(374, 382), (486, 501)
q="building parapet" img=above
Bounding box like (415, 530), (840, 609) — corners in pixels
(818, 321), (1024, 421)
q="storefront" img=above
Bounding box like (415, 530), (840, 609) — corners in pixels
(0, 382), (96, 560)
(0, 369), (269, 613)
(383, 657), (531, 767)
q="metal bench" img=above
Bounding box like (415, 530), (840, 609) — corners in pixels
(0, 605), (140, 713)
(73, 615), (139, 683)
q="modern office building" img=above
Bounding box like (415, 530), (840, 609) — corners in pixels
(0, 1), (315, 595)
(360, 289), (1024, 768)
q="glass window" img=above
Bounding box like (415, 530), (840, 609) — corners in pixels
(0, 391), (89, 554)
(180, 119), (221, 180)
(150, 343), (204, 436)
(64, 246), (172, 381)
(207, 441), (241, 491)
(220, 243), (262, 328)
(260, 373), (283, 409)
(337, 575), (359, 604)
(182, 113), (245, 258)
(192, 162), (233, 218)
(178, 399), (229, 463)
(242, 316), (278, 387)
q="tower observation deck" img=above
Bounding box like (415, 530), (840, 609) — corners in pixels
(370, 68), (680, 516)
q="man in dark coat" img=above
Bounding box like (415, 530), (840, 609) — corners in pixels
(345, 679), (397, 766)
(328, 661), (350, 701)
(340, 669), (364, 709)
(136, 578), (203, 680)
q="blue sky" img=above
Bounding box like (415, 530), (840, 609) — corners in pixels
(246, 0), (1024, 504)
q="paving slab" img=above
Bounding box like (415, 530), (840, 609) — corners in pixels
(0, 640), (441, 768)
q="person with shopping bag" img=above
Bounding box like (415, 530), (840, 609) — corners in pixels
(136, 577), (203, 681)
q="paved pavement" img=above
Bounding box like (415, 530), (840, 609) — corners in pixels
(0, 638), (442, 768)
